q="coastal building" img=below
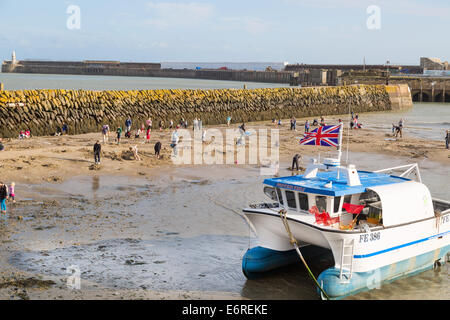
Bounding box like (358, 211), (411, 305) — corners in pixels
(420, 57), (449, 71)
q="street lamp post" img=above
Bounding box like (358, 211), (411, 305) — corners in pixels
(385, 60), (390, 85)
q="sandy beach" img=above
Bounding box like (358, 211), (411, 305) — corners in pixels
(0, 114), (449, 300)
(0, 115), (448, 185)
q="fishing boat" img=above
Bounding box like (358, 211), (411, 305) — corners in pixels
(241, 124), (450, 299)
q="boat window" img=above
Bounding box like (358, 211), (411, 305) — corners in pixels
(316, 196), (327, 212)
(367, 201), (383, 225)
(264, 186), (277, 201)
(298, 193), (309, 211)
(285, 191), (297, 209)
(344, 195), (352, 204)
(334, 196), (342, 213)
(276, 188), (284, 205)
(359, 190), (380, 205)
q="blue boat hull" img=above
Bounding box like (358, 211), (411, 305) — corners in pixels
(242, 245), (332, 279)
(317, 245), (450, 299)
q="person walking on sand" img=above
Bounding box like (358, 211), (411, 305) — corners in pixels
(305, 120), (310, 133)
(102, 124), (110, 143)
(154, 141), (162, 159)
(116, 127), (123, 144)
(146, 118), (152, 129)
(193, 118), (198, 131)
(125, 117), (132, 134)
(444, 129), (449, 148)
(171, 127), (180, 157)
(202, 129), (207, 143)
(169, 119), (174, 130)
(94, 140), (101, 165)
(0, 182), (8, 214)
(8, 182), (15, 204)
(227, 116), (232, 127)
(146, 126), (151, 143)
(62, 123), (68, 135)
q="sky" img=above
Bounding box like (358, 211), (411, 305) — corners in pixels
(0, 0), (448, 65)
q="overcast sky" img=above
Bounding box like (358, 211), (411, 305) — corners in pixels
(0, 0), (448, 65)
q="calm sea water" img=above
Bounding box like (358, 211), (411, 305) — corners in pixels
(360, 102), (450, 141)
(0, 72), (290, 91)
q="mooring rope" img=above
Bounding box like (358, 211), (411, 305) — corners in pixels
(278, 209), (330, 300)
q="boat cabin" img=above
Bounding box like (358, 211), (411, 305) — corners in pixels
(263, 169), (436, 230)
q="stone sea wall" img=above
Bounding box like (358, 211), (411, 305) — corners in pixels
(0, 84), (411, 138)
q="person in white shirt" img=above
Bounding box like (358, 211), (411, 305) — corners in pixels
(171, 127), (180, 157)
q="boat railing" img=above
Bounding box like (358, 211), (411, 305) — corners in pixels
(374, 163), (422, 183)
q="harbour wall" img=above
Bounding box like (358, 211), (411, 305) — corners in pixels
(2, 60), (292, 84)
(0, 84), (411, 138)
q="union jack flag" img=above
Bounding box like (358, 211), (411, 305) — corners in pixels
(299, 124), (341, 147)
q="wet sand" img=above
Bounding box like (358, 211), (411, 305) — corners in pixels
(0, 115), (449, 300)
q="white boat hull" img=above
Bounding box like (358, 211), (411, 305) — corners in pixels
(244, 207), (450, 273)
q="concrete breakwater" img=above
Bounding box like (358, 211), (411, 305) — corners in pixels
(0, 84), (411, 138)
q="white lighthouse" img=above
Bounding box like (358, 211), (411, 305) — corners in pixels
(12, 50), (17, 65)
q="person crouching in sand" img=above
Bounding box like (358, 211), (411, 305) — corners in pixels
(130, 145), (141, 161)
(94, 140), (102, 165)
(154, 141), (162, 159)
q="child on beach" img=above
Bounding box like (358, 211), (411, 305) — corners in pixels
(226, 116), (232, 127)
(146, 127), (151, 143)
(8, 183), (15, 203)
(117, 127), (122, 144)
(0, 182), (8, 214)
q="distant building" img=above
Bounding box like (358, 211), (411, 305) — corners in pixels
(420, 57), (448, 71)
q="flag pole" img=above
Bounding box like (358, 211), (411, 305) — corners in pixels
(337, 122), (344, 165)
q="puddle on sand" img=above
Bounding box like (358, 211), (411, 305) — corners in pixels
(9, 235), (334, 299)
